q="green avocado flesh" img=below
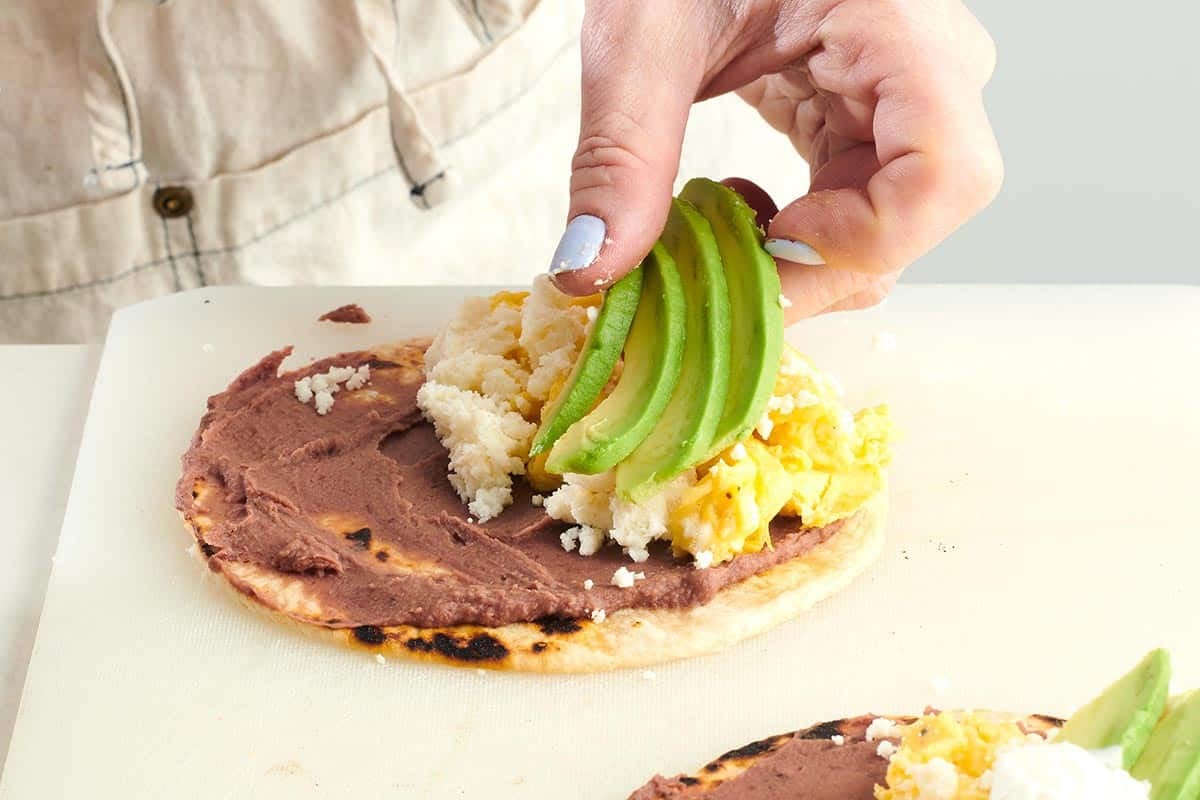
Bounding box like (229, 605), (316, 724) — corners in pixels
(679, 178), (784, 457)
(615, 199), (732, 502)
(1061, 648), (1171, 769)
(545, 242), (686, 475)
(530, 267), (644, 457)
(1133, 691), (1200, 800)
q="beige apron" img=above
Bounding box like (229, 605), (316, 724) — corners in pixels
(0, 0), (808, 343)
(0, 0), (584, 342)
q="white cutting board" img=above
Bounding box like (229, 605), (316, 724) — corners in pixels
(3, 285), (1199, 799)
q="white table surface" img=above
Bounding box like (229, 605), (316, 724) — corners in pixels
(3, 284), (1198, 798)
(0, 345), (99, 771)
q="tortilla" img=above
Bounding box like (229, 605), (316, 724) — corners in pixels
(177, 340), (886, 672)
(628, 713), (1063, 798)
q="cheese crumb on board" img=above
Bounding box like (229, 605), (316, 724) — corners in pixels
(374, 654), (385, 664)
(611, 566), (646, 588)
(591, 608), (606, 623)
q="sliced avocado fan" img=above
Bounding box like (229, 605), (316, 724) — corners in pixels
(530, 266), (644, 457)
(1060, 648), (1171, 769)
(616, 198), (732, 502)
(545, 242), (687, 475)
(679, 178), (784, 457)
(1132, 690), (1200, 800)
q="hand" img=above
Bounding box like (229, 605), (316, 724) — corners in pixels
(547, 0), (1001, 320)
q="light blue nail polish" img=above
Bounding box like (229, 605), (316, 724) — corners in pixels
(549, 215), (607, 274)
(764, 238), (825, 266)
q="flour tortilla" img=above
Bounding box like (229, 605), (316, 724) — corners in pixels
(179, 341), (887, 673)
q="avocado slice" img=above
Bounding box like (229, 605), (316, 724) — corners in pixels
(545, 242), (687, 475)
(1132, 691), (1200, 800)
(1060, 648), (1171, 769)
(615, 199), (732, 502)
(679, 178), (784, 455)
(530, 267), (644, 457)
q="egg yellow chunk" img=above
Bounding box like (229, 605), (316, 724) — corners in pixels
(876, 712), (1028, 800)
(668, 439), (791, 563)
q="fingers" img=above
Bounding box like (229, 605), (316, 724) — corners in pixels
(763, 0), (1003, 276)
(549, 3), (711, 295)
(778, 263), (892, 322)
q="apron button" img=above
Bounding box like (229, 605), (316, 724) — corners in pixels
(153, 186), (194, 218)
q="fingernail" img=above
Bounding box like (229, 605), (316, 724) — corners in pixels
(765, 238), (825, 266)
(549, 215), (606, 274)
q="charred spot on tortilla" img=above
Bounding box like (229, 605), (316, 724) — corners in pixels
(374, 550), (389, 561)
(366, 358), (401, 370)
(405, 633), (508, 663)
(717, 737), (785, 762)
(199, 542), (218, 558)
(801, 719), (852, 740)
(536, 615), (583, 636)
(531, 642), (548, 653)
(352, 625), (387, 646)
(344, 528), (372, 549)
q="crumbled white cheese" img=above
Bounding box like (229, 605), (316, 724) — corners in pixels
(626, 547), (650, 563)
(873, 330), (898, 353)
(866, 717), (900, 742)
(755, 413), (775, 439)
(314, 390), (335, 415)
(560, 527), (581, 552)
(593, 277), (604, 286)
(583, 579), (594, 590)
(345, 364), (370, 390)
(831, 735), (846, 746)
(586, 306), (598, 322)
(577, 525), (606, 556)
(989, 742), (1150, 800)
(591, 608), (607, 623)
(779, 293), (793, 309)
(876, 741), (898, 759)
(611, 566), (646, 588)
(694, 550), (714, 570)
(375, 654), (385, 664)
(416, 382), (536, 522)
(294, 364), (371, 415)
(905, 757), (958, 798)
(531, 494), (544, 507)
(729, 443), (749, 461)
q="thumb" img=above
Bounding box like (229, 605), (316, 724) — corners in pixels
(548, 3), (703, 296)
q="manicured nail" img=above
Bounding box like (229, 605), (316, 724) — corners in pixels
(764, 238), (825, 266)
(549, 215), (606, 274)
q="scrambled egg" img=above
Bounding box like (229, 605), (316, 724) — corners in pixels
(668, 347), (894, 563)
(876, 712), (1029, 800)
(420, 283), (894, 553)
